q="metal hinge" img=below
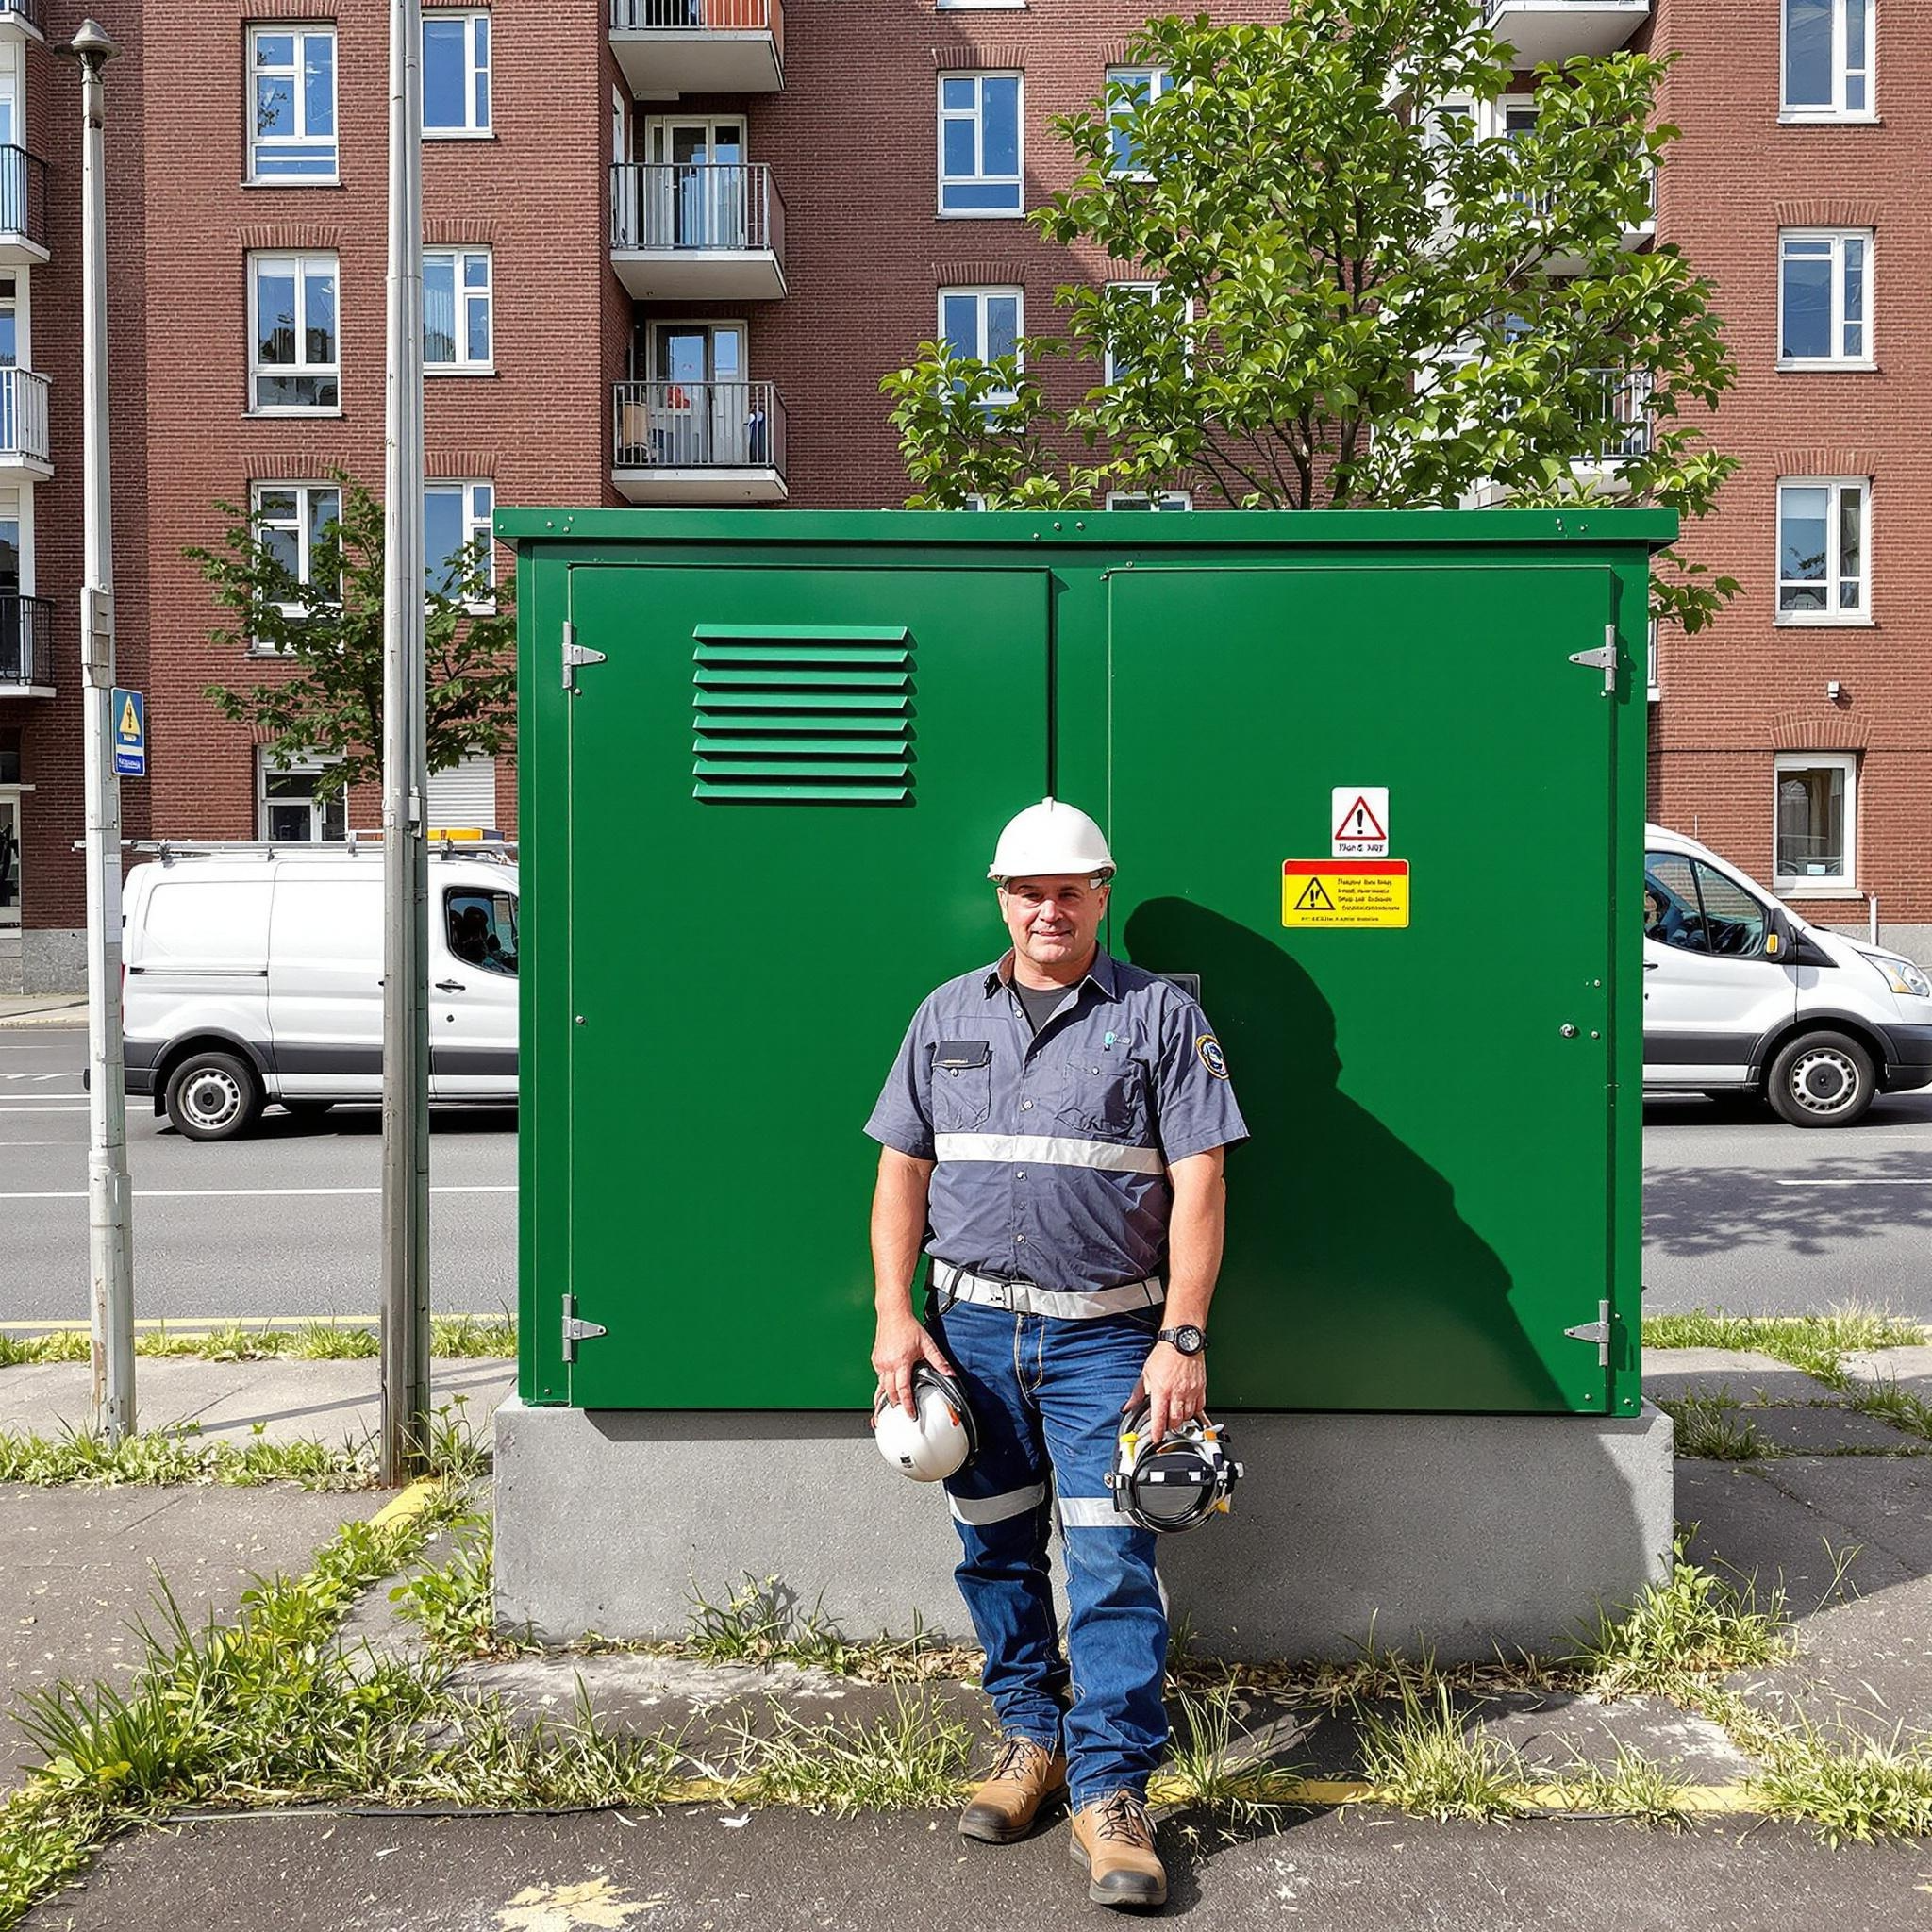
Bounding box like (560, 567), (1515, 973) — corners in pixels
(561, 1292), (608, 1361)
(1563, 1298), (1612, 1368)
(562, 622), (607, 691)
(1568, 625), (1618, 697)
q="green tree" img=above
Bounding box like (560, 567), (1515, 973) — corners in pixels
(189, 470), (516, 801)
(882, 4), (1739, 631)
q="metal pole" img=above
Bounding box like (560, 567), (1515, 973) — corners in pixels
(380, 0), (430, 1486)
(73, 21), (135, 1444)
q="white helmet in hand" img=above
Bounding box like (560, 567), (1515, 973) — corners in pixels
(873, 1364), (979, 1481)
(988, 798), (1115, 883)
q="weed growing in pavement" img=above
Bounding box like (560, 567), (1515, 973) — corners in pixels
(1542, 1742), (1693, 1828)
(391, 1517), (521, 1660)
(0, 1314), (518, 1368)
(1161, 1685), (1312, 1824)
(1642, 1305), (1922, 1388)
(724, 1691), (974, 1815)
(1354, 1680), (1527, 1823)
(1571, 1536), (1791, 1698)
(0, 1422), (372, 1490)
(1840, 1377), (1932, 1442)
(1656, 1393), (1771, 1461)
(1750, 1721), (1932, 1845)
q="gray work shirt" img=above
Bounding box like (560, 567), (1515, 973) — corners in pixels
(865, 949), (1249, 1292)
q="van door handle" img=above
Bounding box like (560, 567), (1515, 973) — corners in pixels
(1643, 961), (1660, 971)
(436, 979), (467, 993)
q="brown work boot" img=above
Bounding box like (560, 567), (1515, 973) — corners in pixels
(1070, 1790), (1167, 1909)
(958, 1734), (1068, 1843)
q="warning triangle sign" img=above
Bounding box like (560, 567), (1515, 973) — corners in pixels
(119, 696), (140, 739)
(1294, 875), (1336, 913)
(1335, 792), (1386, 843)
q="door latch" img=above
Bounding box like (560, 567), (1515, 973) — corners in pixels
(561, 1293), (608, 1362)
(1568, 624), (1619, 697)
(562, 622), (607, 692)
(1563, 1298), (1612, 1368)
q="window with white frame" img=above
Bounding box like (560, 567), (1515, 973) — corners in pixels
(1105, 491), (1193, 511)
(1774, 753), (1857, 890)
(1777, 476), (1868, 621)
(1100, 282), (1190, 384)
(939, 74), (1022, 215)
(1779, 231), (1871, 365)
(1106, 66), (1171, 176)
(424, 249), (492, 371)
(247, 25), (338, 181)
(1783, 0), (1873, 119)
(939, 287), (1022, 400)
(251, 481), (341, 641)
(425, 481), (495, 603)
(258, 752), (346, 842)
(249, 252), (339, 411)
(423, 10), (491, 137)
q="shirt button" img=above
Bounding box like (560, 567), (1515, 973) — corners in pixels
(1021, 1099), (1033, 1110)
(1016, 1171), (1026, 1179)
(1016, 1233), (1026, 1242)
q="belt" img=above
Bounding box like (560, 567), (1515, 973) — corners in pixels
(930, 1260), (1164, 1322)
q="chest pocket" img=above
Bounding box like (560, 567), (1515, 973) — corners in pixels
(1058, 1046), (1145, 1142)
(931, 1040), (992, 1131)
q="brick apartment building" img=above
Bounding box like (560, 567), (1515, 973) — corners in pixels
(0, 0), (1925, 991)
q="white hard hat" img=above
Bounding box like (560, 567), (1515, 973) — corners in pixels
(988, 798), (1116, 883)
(873, 1364), (979, 1482)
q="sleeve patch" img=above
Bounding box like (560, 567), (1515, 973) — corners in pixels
(1196, 1035), (1229, 1080)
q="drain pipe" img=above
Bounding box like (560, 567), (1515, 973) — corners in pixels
(1869, 893), (1879, 947)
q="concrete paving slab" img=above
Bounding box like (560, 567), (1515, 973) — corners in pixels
(0, 1357), (515, 1449)
(1479, 1692), (1759, 1782)
(1643, 1350), (1838, 1406)
(1730, 1404), (1927, 1456)
(1844, 1345), (1932, 1398)
(24, 1807), (1932, 1932)
(0, 1483), (392, 1793)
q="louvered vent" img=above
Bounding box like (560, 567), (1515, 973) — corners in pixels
(692, 625), (913, 804)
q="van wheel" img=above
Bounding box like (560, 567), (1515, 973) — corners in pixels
(1766, 1031), (1875, 1128)
(164, 1052), (264, 1141)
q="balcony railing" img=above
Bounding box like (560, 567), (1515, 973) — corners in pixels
(0, 146), (47, 249)
(614, 380), (786, 473)
(0, 367), (49, 465)
(611, 0), (780, 33)
(0, 2), (42, 30)
(1577, 369), (1652, 461)
(1483, 1), (1651, 65)
(608, 0), (783, 92)
(611, 163), (785, 260)
(0, 593), (53, 688)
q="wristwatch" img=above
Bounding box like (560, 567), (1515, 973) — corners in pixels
(1158, 1324), (1206, 1357)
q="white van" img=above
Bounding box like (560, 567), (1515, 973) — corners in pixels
(1643, 824), (1932, 1126)
(122, 844), (518, 1140)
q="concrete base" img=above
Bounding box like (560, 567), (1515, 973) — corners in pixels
(495, 1401), (1674, 1664)
(21, 927), (85, 994)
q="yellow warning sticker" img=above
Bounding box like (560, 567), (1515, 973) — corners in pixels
(1282, 860), (1409, 928)
(119, 695), (140, 739)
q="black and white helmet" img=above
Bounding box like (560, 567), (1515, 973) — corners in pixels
(1106, 1399), (1242, 1532)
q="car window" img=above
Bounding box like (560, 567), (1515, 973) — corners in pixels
(1691, 861), (1769, 960)
(1642, 853), (1708, 953)
(443, 887), (518, 976)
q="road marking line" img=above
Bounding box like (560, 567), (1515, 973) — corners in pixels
(0, 1106), (88, 1114)
(1772, 1177), (1932, 1188)
(0, 1184), (518, 1200)
(0, 1314), (508, 1331)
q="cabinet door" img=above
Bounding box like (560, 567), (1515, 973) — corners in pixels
(1107, 565), (1624, 1414)
(559, 564), (1051, 1408)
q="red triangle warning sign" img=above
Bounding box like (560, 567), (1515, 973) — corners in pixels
(1334, 792), (1387, 843)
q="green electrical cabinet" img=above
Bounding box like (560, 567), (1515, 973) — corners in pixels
(501, 508), (1671, 1422)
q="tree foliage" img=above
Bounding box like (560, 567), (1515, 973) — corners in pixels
(882, 3), (1740, 631)
(189, 471), (515, 801)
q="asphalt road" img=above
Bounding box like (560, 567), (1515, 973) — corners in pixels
(0, 1024), (514, 1326)
(4, 1024), (1928, 1327)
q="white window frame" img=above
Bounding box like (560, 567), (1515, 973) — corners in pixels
(258, 750), (346, 843)
(1775, 475), (1870, 625)
(1105, 491), (1193, 512)
(249, 481), (341, 652)
(422, 8), (491, 139)
(1773, 752), (1859, 896)
(247, 251), (340, 414)
(938, 286), (1023, 402)
(246, 24), (339, 183)
(425, 479), (496, 609)
(937, 72), (1024, 218)
(1105, 66), (1171, 178)
(423, 248), (493, 374)
(1777, 229), (1874, 368)
(1099, 281), (1192, 384)
(1781, 0), (1875, 123)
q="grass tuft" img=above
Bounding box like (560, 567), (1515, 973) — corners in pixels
(0, 1314), (517, 1368)
(726, 1691), (974, 1815)
(1656, 1393), (1770, 1461)
(1841, 1377), (1932, 1442)
(0, 1422), (372, 1491)
(1643, 1305), (1922, 1389)
(1543, 1742), (1693, 1828)
(1163, 1684), (1311, 1824)
(390, 1517), (518, 1660)
(1355, 1680), (1526, 1822)
(1752, 1723), (1932, 1845)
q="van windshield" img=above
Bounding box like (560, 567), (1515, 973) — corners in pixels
(444, 889), (517, 975)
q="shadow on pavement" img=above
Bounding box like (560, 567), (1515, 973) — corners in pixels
(1642, 1148), (1932, 1261)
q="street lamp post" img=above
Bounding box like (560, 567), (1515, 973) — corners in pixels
(70, 19), (136, 1443)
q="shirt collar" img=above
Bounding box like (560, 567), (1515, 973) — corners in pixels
(982, 947), (1121, 1001)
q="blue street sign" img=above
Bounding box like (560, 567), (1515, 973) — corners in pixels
(112, 688), (146, 778)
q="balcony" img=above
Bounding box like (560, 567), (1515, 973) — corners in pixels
(613, 379), (787, 503)
(0, 367), (51, 479)
(1571, 368), (1652, 494)
(611, 163), (787, 301)
(0, 146), (48, 266)
(609, 1), (783, 99)
(1483, 1), (1651, 65)
(0, 1), (42, 42)
(0, 593), (54, 696)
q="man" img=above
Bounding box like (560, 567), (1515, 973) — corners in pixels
(865, 798), (1247, 1911)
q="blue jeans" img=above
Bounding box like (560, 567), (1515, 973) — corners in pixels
(927, 1296), (1166, 1808)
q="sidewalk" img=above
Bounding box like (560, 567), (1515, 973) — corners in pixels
(0, 994), (86, 1028)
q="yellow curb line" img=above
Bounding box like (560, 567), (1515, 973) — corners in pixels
(371, 1476), (444, 1530)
